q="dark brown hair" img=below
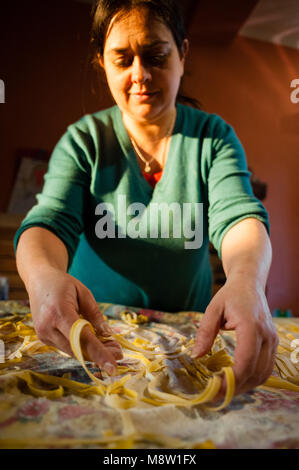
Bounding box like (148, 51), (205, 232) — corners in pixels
(90, 0), (201, 108)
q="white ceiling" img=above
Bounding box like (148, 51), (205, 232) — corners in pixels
(239, 0), (299, 50)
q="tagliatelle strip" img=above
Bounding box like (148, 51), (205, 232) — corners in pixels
(0, 434), (216, 450)
(69, 318), (233, 410)
(261, 376), (299, 392)
(69, 318), (106, 392)
(0, 309), (299, 449)
(2, 369), (108, 398)
(204, 367), (235, 411)
(112, 334), (169, 357)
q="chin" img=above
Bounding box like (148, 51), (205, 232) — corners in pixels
(134, 101), (173, 120)
(126, 104), (160, 121)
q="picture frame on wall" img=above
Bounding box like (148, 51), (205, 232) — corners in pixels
(7, 149), (49, 215)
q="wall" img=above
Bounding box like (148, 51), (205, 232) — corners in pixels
(183, 36), (299, 315)
(1, 1), (298, 314)
(0, 0), (113, 211)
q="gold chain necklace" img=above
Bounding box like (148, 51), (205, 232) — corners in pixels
(130, 111), (176, 173)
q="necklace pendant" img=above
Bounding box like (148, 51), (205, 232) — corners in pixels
(144, 164), (151, 173)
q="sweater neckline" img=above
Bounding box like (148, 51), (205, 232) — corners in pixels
(112, 104), (182, 195)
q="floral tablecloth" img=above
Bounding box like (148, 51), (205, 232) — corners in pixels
(0, 300), (299, 449)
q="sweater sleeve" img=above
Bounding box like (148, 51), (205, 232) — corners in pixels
(206, 115), (270, 260)
(13, 122), (92, 268)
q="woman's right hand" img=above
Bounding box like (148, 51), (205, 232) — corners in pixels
(27, 266), (123, 376)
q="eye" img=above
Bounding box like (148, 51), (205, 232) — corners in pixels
(144, 54), (168, 66)
(113, 52), (168, 68)
(114, 56), (133, 68)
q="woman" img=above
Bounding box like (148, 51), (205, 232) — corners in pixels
(14, 0), (278, 399)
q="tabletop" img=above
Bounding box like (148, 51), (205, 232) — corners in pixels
(0, 300), (298, 449)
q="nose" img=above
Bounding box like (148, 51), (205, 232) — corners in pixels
(132, 56), (151, 84)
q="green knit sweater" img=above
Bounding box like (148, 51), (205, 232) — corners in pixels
(14, 104), (269, 312)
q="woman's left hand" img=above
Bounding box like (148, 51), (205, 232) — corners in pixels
(191, 276), (279, 399)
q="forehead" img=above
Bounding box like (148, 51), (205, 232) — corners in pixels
(104, 8), (174, 53)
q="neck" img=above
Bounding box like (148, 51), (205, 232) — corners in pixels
(122, 107), (176, 144)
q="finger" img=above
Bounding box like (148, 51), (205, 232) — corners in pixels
(232, 322), (262, 392)
(210, 343), (269, 403)
(75, 286), (123, 360)
(102, 339), (124, 360)
(205, 335), (276, 403)
(211, 334), (276, 401)
(102, 344), (124, 360)
(105, 347), (123, 361)
(48, 330), (122, 372)
(235, 339), (276, 395)
(76, 284), (114, 337)
(45, 329), (74, 357)
(210, 372), (227, 404)
(56, 307), (119, 375)
(80, 325), (118, 374)
(191, 303), (223, 358)
(254, 339), (276, 385)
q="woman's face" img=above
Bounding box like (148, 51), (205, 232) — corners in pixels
(100, 7), (188, 123)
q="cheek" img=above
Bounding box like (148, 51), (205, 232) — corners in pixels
(108, 72), (130, 94)
(163, 69), (182, 93)
(162, 60), (183, 84)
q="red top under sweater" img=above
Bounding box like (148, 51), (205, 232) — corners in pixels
(142, 170), (163, 188)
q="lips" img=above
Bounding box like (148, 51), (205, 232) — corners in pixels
(130, 91), (159, 102)
(131, 91), (158, 96)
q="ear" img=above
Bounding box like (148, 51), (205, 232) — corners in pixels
(180, 39), (189, 63)
(97, 53), (105, 69)
(179, 39), (189, 77)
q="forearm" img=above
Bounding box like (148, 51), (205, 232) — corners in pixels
(16, 227), (69, 290)
(221, 218), (272, 291)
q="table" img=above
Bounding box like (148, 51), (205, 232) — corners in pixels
(0, 300), (299, 449)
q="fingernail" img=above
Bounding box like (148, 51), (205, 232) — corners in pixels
(108, 347), (123, 358)
(101, 323), (113, 336)
(191, 348), (200, 359)
(104, 362), (116, 376)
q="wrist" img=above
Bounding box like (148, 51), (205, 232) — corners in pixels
(226, 269), (266, 293)
(25, 264), (64, 294)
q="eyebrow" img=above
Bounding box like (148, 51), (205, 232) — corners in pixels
(108, 40), (170, 55)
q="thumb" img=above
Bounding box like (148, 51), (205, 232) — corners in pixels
(191, 303), (222, 358)
(76, 282), (113, 337)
